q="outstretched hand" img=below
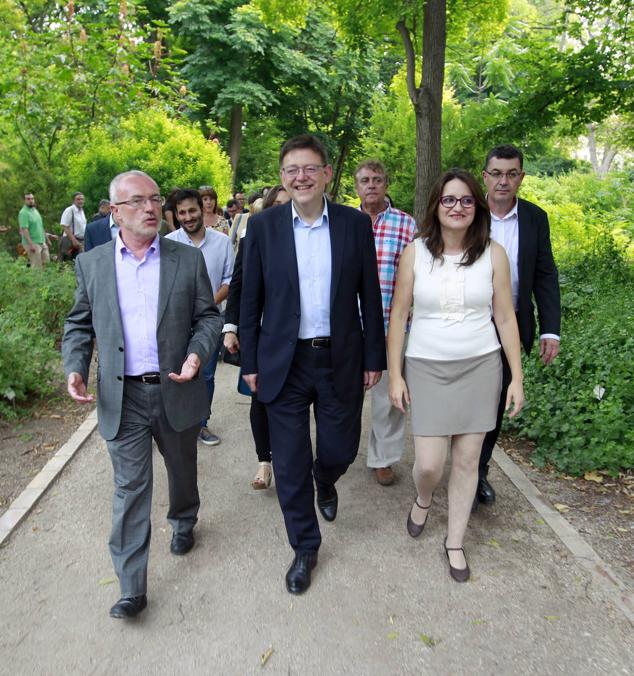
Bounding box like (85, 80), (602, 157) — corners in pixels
(168, 353), (201, 383)
(67, 372), (95, 403)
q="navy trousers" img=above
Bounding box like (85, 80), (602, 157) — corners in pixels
(264, 343), (364, 554)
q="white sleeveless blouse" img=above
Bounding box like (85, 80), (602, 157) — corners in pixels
(406, 239), (500, 360)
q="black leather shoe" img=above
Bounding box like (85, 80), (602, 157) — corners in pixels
(476, 477), (496, 506)
(316, 485), (338, 522)
(285, 553), (318, 594)
(170, 530), (195, 555)
(109, 595), (147, 619)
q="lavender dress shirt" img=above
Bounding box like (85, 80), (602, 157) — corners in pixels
(114, 233), (161, 375)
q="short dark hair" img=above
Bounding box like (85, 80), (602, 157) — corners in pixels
(173, 188), (203, 212)
(279, 134), (329, 166)
(24, 191), (33, 197)
(420, 168), (490, 267)
(72, 191), (84, 199)
(98, 198), (110, 208)
(485, 144), (523, 170)
(226, 198), (239, 209)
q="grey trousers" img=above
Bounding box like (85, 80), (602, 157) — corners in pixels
(106, 380), (199, 597)
(366, 368), (407, 468)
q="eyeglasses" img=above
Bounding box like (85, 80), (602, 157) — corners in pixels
(483, 169), (522, 181)
(114, 196), (165, 209)
(281, 164), (326, 178)
(440, 196), (476, 209)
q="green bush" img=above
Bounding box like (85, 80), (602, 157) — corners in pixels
(0, 254), (76, 418)
(66, 110), (234, 212)
(506, 236), (634, 475)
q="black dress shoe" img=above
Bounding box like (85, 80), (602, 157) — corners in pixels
(109, 595), (147, 619)
(170, 530), (195, 555)
(316, 485), (338, 522)
(285, 553), (318, 595)
(476, 477), (496, 506)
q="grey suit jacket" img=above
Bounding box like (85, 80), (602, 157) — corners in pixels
(62, 236), (222, 440)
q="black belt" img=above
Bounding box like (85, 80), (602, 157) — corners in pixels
(297, 337), (331, 348)
(125, 372), (161, 384)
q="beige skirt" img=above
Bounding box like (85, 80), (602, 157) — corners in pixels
(404, 350), (502, 436)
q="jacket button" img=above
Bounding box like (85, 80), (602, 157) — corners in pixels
(117, 376), (122, 381)
(118, 347), (124, 352)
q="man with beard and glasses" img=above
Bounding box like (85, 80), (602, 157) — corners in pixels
(166, 189), (234, 446)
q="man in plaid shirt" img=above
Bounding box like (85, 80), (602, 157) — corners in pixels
(355, 160), (417, 486)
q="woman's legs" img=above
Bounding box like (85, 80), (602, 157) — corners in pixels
(446, 432), (485, 568)
(410, 436), (449, 526)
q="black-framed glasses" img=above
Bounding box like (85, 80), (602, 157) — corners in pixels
(281, 164), (326, 178)
(440, 195), (476, 208)
(483, 169), (522, 181)
(114, 196), (165, 209)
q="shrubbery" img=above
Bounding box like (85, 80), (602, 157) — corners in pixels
(506, 233), (633, 475)
(0, 255), (76, 418)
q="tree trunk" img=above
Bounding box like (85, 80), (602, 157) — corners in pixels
(228, 104), (243, 178)
(413, 0), (446, 224)
(331, 139), (350, 201)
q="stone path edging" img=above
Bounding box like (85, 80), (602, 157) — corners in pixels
(0, 409), (98, 547)
(493, 447), (634, 626)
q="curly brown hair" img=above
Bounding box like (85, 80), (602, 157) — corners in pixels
(419, 168), (490, 267)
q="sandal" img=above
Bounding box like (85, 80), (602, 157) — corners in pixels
(251, 462), (272, 490)
(406, 497), (432, 538)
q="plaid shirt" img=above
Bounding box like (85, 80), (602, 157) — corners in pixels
(363, 205), (417, 333)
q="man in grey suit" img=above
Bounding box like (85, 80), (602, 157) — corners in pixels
(62, 170), (221, 619)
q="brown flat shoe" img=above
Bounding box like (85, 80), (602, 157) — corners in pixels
(406, 497), (431, 538)
(444, 537), (470, 583)
(252, 462), (272, 490)
(375, 467), (395, 486)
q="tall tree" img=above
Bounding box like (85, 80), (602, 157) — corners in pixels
(334, 0), (507, 221)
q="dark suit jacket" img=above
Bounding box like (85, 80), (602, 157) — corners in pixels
(84, 216), (112, 251)
(239, 201), (386, 404)
(516, 198), (561, 354)
(62, 237), (222, 440)
(224, 235), (244, 327)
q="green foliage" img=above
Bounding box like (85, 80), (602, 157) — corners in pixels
(506, 236), (633, 475)
(0, 254), (76, 419)
(66, 110), (233, 207)
(0, 0), (192, 240)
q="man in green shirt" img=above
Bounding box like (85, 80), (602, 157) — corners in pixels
(18, 192), (49, 268)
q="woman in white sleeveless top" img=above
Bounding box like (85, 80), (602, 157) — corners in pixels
(387, 169), (524, 583)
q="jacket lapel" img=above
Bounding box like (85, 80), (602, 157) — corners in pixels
(517, 198), (529, 295)
(280, 202), (300, 297)
(157, 237), (179, 328)
(329, 202), (344, 308)
(101, 240), (124, 338)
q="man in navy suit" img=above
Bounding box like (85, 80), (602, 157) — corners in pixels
(240, 135), (386, 594)
(84, 208), (119, 251)
(476, 144), (561, 508)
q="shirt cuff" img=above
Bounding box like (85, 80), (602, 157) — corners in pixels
(222, 323), (238, 334)
(539, 333), (560, 341)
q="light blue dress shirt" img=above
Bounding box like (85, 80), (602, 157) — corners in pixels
(292, 199), (331, 339)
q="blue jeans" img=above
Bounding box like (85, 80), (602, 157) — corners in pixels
(200, 334), (222, 428)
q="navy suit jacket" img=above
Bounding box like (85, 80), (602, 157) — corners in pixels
(84, 216), (112, 251)
(516, 198), (561, 354)
(239, 200), (386, 404)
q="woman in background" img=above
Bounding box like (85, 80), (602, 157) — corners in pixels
(199, 186), (229, 235)
(223, 185), (291, 489)
(387, 168), (523, 582)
